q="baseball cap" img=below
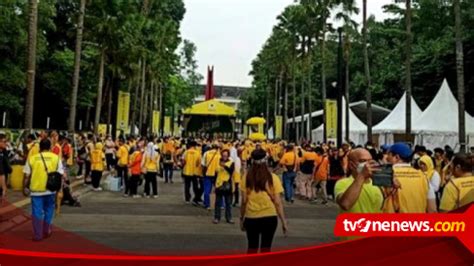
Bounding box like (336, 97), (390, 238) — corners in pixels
(388, 143), (412, 160)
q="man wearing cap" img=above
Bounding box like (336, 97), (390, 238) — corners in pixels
(384, 143), (435, 213)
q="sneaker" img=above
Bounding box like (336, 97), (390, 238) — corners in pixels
(153, 195), (159, 199)
(290, 199), (294, 204)
(145, 195), (151, 199)
(132, 195), (141, 199)
(310, 199), (318, 203)
(185, 201), (191, 204)
(123, 194), (129, 197)
(192, 201), (199, 207)
(226, 220), (235, 224)
(212, 219), (220, 224)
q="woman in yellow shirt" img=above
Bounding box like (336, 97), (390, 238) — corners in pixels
(90, 142), (105, 191)
(141, 142), (160, 198)
(240, 149), (288, 254)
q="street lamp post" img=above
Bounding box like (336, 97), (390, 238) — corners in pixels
(336, 27), (344, 147)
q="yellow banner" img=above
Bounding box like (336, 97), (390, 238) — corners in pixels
(164, 116), (171, 135)
(325, 100), (337, 139)
(98, 124), (108, 136)
(152, 111), (160, 134)
(173, 122), (180, 136)
(116, 91), (130, 131)
(275, 115), (283, 139)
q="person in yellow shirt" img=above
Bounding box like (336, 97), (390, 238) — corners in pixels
(90, 142), (105, 191)
(440, 153), (474, 212)
(335, 148), (383, 214)
(23, 139), (65, 241)
(162, 137), (176, 184)
(202, 144), (221, 209)
(116, 138), (129, 196)
(383, 143), (434, 213)
(213, 149), (235, 224)
(240, 148), (287, 254)
(182, 141), (201, 204)
(278, 144), (299, 203)
(142, 142), (160, 198)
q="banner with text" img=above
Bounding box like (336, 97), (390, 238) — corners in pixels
(116, 91), (130, 132)
(325, 100), (337, 139)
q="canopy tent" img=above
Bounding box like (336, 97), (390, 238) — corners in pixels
(288, 100), (390, 125)
(413, 79), (474, 150)
(373, 92), (423, 145)
(183, 99), (236, 116)
(182, 99), (236, 138)
(312, 97), (367, 145)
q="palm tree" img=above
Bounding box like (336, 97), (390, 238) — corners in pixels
(454, 0), (466, 152)
(68, 0), (86, 134)
(93, 49), (106, 134)
(24, 0), (39, 131)
(362, 0), (373, 143)
(404, 0), (413, 142)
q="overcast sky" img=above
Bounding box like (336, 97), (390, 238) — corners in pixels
(181, 0), (394, 87)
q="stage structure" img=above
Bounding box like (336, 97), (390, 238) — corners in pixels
(182, 66), (237, 139)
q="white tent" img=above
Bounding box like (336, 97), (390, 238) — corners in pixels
(312, 97), (367, 145)
(413, 79), (474, 150)
(373, 92), (423, 145)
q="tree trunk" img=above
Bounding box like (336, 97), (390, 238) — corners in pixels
(321, 23), (327, 143)
(307, 67), (312, 142)
(265, 82), (270, 135)
(283, 73), (289, 140)
(300, 75), (305, 142)
(344, 32), (350, 143)
(68, 0), (86, 133)
(106, 80), (113, 135)
(363, 0), (373, 143)
(274, 76), (279, 138)
(130, 60), (141, 135)
(24, 0), (39, 131)
(405, 0), (412, 142)
(84, 105), (91, 131)
(138, 59), (147, 133)
(454, 0), (466, 152)
(93, 49), (105, 135)
(293, 65), (298, 142)
(159, 82), (163, 136)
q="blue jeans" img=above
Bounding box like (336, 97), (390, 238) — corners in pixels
(282, 171), (296, 202)
(164, 163), (173, 182)
(31, 194), (56, 240)
(203, 175), (216, 208)
(215, 191), (232, 221)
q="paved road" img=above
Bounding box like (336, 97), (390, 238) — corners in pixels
(53, 173), (339, 255)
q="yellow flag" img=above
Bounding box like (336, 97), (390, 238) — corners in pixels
(152, 111), (160, 134)
(173, 122), (180, 136)
(325, 100), (337, 139)
(164, 116), (171, 135)
(275, 115), (283, 139)
(116, 91), (130, 131)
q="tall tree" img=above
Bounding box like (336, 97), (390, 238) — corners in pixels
(93, 49), (105, 134)
(404, 0), (413, 141)
(68, 0), (86, 133)
(24, 0), (39, 131)
(454, 0), (466, 152)
(362, 0), (373, 142)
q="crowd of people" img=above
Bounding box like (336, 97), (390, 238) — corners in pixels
(0, 129), (473, 252)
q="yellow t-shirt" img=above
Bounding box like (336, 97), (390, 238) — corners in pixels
(204, 149), (221, 176)
(117, 145), (129, 166)
(27, 142), (40, 161)
(241, 174), (284, 218)
(440, 176), (474, 212)
(279, 152), (299, 171)
(334, 176), (383, 214)
(216, 159), (234, 189)
(383, 165), (429, 213)
(144, 153), (160, 172)
(91, 150), (105, 171)
(27, 152), (60, 192)
(182, 148), (200, 176)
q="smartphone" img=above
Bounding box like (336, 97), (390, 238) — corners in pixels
(372, 164), (393, 187)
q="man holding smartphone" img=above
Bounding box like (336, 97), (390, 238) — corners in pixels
(334, 148), (383, 214)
